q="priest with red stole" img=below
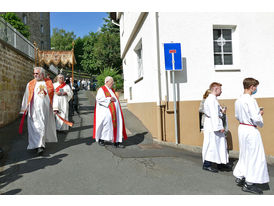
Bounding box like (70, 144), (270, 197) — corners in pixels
(19, 67), (57, 155)
(93, 76), (127, 148)
(53, 74), (73, 131)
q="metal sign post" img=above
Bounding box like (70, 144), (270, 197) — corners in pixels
(170, 51), (178, 145)
(164, 43), (182, 145)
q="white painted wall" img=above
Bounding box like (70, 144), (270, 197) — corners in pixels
(120, 12), (274, 103)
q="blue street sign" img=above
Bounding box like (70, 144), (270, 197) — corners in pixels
(164, 43), (182, 70)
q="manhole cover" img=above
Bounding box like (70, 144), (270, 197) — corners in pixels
(138, 144), (162, 149)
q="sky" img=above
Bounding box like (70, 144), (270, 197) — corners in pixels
(50, 12), (109, 38)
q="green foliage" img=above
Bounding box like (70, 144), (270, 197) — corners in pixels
(51, 28), (76, 50)
(96, 67), (123, 91)
(50, 13), (123, 90)
(0, 12), (30, 39)
(81, 14), (122, 75)
(74, 36), (88, 72)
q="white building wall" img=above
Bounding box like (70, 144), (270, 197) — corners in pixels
(121, 12), (274, 103)
(122, 13), (160, 103)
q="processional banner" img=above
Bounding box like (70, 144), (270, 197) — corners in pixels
(38, 51), (76, 67)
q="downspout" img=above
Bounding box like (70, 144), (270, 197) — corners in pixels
(155, 12), (164, 141)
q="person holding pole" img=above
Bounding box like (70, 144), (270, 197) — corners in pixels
(202, 82), (231, 173)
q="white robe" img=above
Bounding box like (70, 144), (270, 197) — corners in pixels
(202, 94), (229, 164)
(233, 94), (269, 184)
(53, 83), (73, 131)
(94, 86), (123, 143)
(20, 81), (57, 149)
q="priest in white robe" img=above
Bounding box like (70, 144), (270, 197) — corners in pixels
(202, 82), (230, 173)
(93, 76), (127, 148)
(20, 67), (57, 155)
(53, 74), (73, 131)
(233, 77), (269, 194)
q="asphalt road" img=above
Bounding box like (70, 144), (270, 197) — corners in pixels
(0, 90), (274, 195)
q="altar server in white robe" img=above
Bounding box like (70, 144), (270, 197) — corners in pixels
(202, 82), (230, 173)
(20, 67), (57, 155)
(93, 76), (127, 148)
(53, 74), (73, 131)
(233, 77), (269, 195)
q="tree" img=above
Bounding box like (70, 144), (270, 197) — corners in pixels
(96, 67), (124, 91)
(80, 14), (122, 75)
(51, 28), (76, 50)
(74, 36), (88, 72)
(0, 12), (30, 39)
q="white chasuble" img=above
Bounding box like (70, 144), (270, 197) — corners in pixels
(20, 81), (57, 149)
(94, 86), (124, 143)
(53, 83), (73, 131)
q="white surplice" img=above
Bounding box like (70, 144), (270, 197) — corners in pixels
(94, 86), (123, 143)
(20, 81), (57, 149)
(233, 94), (269, 184)
(202, 94), (229, 164)
(53, 83), (73, 131)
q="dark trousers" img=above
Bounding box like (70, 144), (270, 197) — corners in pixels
(203, 160), (212, 168)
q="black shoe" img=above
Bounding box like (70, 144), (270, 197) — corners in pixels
(235, 177), (245, 187)
(217, 163), (233, 172)
(113, 143), (125, 148)
(202, 166), (218, 173)
(98, 139), (105, 146)
(242, 183), (263, 194)
(37, 147), (45, 155)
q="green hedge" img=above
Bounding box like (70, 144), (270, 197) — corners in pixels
(96, 67), (123, 91)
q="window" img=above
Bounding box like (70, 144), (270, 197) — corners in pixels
(213, 29), (233, 65)
(40, 13), (43, 21)
(134, 40), (143, 82)
(41, 25), (44, 33)
(23, 15), (27, 24)
(129, 87), (132, 100)
(41, 41), (44, 50)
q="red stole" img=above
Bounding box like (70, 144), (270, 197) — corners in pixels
(93, 86), (127, 142)
(55, 82), (66, 92)
(19, 78), (54, 134)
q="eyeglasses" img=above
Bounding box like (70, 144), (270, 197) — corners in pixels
(33, 73), (39, 75)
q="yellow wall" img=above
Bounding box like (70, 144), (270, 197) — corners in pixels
(128, 97), (274, 156)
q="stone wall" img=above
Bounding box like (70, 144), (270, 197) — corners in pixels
(0, 39), (34, 127)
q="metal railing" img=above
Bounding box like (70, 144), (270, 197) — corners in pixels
(0, 17), (35, 59)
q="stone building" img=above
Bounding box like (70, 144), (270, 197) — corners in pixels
(0, 12), (51, 50)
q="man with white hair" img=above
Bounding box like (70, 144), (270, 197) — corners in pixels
(19, 67), (58, 155)
(53, 74), (73, 131)
(93, 76), (127, 148)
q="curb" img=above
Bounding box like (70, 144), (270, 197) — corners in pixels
(153, 139), (274, 165)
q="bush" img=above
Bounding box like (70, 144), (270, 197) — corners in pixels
(96, 67), (123, 91)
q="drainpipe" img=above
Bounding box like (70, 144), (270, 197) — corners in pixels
(155, 12), (164, 141)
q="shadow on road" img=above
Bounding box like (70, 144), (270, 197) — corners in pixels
(0, 154), (67, 194)
(124, 132), (147, 146)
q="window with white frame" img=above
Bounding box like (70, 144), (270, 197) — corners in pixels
(213, 28), (233, 65)
(134, 40), (143, 81)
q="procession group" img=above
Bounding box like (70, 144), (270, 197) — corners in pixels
(19, 66), (269, 195)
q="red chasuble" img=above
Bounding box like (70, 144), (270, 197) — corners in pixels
(93, 86), (127, 142)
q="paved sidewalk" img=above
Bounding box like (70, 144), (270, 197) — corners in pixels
(0, 90), (273, 195)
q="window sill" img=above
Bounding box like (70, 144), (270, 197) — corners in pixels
(134, 77), (143, 84)
(214, 65), (241, 72)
